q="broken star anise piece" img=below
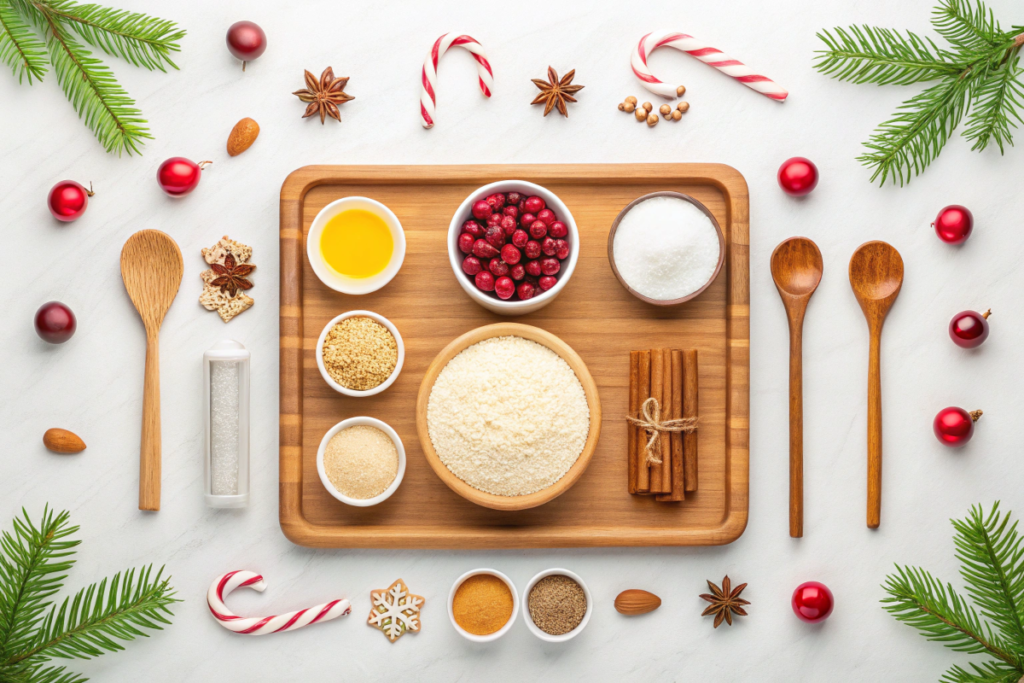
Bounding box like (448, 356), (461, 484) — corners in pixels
(531, 67), (584, 118)
(700, 576), (750, 628)
(292, 67), (354, 124)
(209, 252), (255, 297)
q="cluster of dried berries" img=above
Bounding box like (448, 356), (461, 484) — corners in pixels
(619, 94), (690, 127)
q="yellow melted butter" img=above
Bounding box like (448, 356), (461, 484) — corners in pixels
(320, 209), (394, 279)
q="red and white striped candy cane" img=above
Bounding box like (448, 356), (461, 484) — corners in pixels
(420, 33), (493, 129)
(207, 570), (351, 636)
(631, 30), (787, 102)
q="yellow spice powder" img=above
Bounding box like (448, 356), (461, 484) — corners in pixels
(322, 317), (397, 391)
(452, 574), (513, 636)
(324, 426), (398, 499)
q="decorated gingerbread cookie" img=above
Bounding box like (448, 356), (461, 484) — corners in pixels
(367, 579), (423, 643)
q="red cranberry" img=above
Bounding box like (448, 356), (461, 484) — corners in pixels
(501, 244), (521, 265)
(554, 239), (570, 260)
(541, 237), (557, 256)
(500, 215), (517, 235)
(536, 208), (556, 226)
(539, 275), (557, 291)
(458, 233), (475, 254)
(485, 193), (506, 210)
(486, 212), (503, 228)
(485, 226), (506, 249)
(512, 229), (529, 248)
(462, 255), (482, 275)
(472, 200), (493, 220)
(529, 220), (548, 240)
(524, 196), (545, 213)
(517, 281), (536, 300)
(35, 301), (76, 344)
(475, 270), (495, 291)
(472, 239), (499, 259)
(503, 205), (519, 220)
(540, 258), (560, 276)
(520, 213), (537, 228)
(517, 199), (526, 212)
(524, 240), (541, 259)
(462, 220), (485, 238)
(525, 274), (540, 287)
(549, 221), (568, 239)
(525, 259), (542, 277)
(488, 258), (509, 276)
(507, 191), (523, 205)
(494, 276), (515, 300)
(510, 263), (526, 280)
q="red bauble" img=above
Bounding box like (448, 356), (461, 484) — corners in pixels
(226, 21), (266, 70)
(933, 205), (973, 244)
(48, 181), (94, 222)
(35, 301), (76, 344)
(792, 581), (833, 623)
(157, 158), (210, 197)
(934, 407), (982, 447)
(949, 309), (990, 348)
(778, 157), (819, 196)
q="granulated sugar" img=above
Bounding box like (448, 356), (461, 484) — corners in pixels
(210, 360), (240, 495)
(612, 196), (720, 301)
(426, 336), (590, 497)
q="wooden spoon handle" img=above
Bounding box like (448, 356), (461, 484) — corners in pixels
(788, 319), (804, 538)
(867, 331), (882, 529)
(139, 331), (162, 511)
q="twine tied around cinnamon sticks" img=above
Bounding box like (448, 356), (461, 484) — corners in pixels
(627, 396), (697, 466)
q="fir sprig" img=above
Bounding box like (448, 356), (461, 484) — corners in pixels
(0, 507), (178, 683)
(881, 502), (1024, 682)
(814, 0), (1024, 185)
(0, 0), (183, 155)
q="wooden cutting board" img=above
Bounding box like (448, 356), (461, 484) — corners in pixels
(280, 164), (749, 548)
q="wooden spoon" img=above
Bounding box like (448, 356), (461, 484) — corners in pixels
(121, 230), (183, 511)
(771, 237), (823, 539)
(849, 241), (904, 529)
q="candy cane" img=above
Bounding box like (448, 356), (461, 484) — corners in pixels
(631, 31), (787, 102)
(207, 570), (351, 636)
(420, 33), (493, 128)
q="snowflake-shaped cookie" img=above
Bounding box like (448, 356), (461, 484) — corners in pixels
(367, 579), (423, 643)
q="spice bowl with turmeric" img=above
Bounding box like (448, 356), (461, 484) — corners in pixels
(447, 569), (519, 642)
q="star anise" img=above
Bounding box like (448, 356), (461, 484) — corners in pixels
(292, 67), (354, 124)
(531, 67), (584, 118)
(210, 253), (255, 297)
(700, 576), (749, 628)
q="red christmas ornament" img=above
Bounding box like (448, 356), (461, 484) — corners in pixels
(777, 157), (819, 196)
(226, 21), (266, 70)
(34, 301), (76, 344)
(157, 158), (211, 197)
(792, 581), (833, 623)
(933, 407), (982, 447)
(47, 181), (94, 222)
(932, 205), (973, 244)
(949, 309), (990, 348)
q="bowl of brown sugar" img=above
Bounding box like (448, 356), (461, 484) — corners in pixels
(316, 416), (406, 507)
(523, 569), (592, 642)
(448, 569), (519, 643)
(316, 310), (404, 397)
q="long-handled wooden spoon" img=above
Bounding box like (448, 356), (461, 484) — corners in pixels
(849, 241), (903, 529)
(121, 230), (183, 511)
(771, 237), (823, 538)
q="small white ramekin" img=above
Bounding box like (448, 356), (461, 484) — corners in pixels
(448, 180), (580, 316)
(307, 196), (406, 295)
(522, 568), (593, 643)
(316, 416), (406, 507)
(316, 310), (404, 397)
(447, 569), (519, 643)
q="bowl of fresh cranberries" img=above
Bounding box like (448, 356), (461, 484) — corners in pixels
(448, 181), (579, 315)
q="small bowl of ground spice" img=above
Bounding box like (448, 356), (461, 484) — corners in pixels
(316, 416), (406, 507)
(523, 569), (592, 643)
(447, 569), (519, 643)
(316, 310), (404, 397)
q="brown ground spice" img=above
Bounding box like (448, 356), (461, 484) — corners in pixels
(322, 317), (397, 390)
(528, 574), (587, 636)
(452, 574), (513, 636)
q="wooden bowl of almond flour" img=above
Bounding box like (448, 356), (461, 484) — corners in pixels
(416, 323), (602, 512)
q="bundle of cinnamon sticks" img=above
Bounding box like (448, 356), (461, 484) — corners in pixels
(628, 349), (698, 501)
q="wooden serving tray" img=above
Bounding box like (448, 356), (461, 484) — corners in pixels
(280, 164), (749, 548)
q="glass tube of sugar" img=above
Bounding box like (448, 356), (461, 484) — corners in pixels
(204, 340), (250, 508)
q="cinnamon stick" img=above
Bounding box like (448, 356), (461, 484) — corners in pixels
(658, 348), (672, 494)
(628, 351), (640, 494)
(648, 349), (665, 493)
(683, 349), (699, 492)
(657, 349), (685, 502)
(636, 350), (652, 493)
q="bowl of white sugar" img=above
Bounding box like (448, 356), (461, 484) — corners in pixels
(607, 192), (725, 306)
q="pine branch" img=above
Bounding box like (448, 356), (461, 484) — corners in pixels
(942, 660), (1023, 683)
(963, 50), (1023, 152)
(0, 663), (87, 683)
(0, 0), (46, 83)
(814, 25), (962, 85)
(933, 0), (1006, 52)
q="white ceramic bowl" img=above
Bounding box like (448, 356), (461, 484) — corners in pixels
(316, 310), (405, 397)
(316, 416), (406, 507)
(522, 568), (593, 643)
(447, 569), (519, 643)
(307, 196), (406, 295)
(448, 180), (580, 316)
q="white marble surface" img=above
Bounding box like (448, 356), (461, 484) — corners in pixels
(2, 0), (1022, 680)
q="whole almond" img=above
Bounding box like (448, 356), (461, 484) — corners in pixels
(614, 589), (661, 615)
(43, 428), (86, 454)
(227, 117), (260, 156)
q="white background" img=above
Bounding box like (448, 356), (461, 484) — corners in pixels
(2, 0), (1022, 680)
